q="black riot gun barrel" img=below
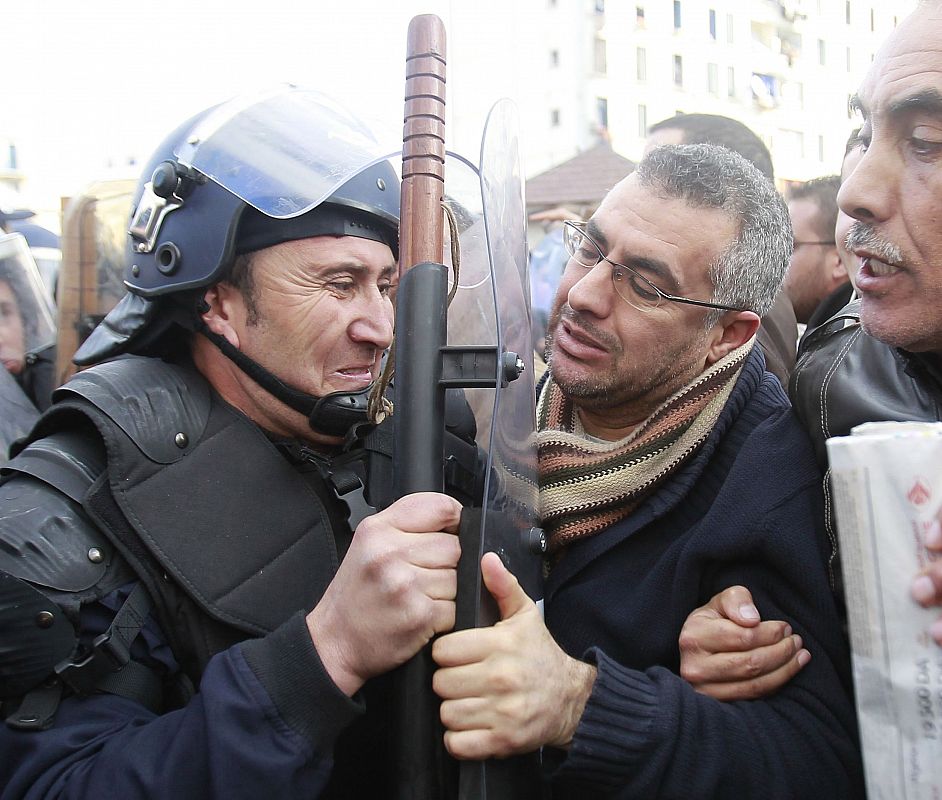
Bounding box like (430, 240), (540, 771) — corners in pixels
(391, 259), (520, 799)
(392, 264), (512, 498)
(392, 262), (448, 498)
(391, 261), (449, 800)
(391, 257), (539, 800)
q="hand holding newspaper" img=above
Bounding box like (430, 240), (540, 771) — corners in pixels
(827, 422), (942, 800)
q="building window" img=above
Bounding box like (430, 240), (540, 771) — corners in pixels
(550, 49), (559, 68)
(709, 9), (717, 39)
(638, 103), (648, 137)
(846, 46), (852, 72)
(780, 129), (806, 159)
(752, 72), (780, 109)
(551, 109), (561, 127)
(673, 54), (683, 87)
(818, 134), (826, 162)
(845, 0), (851, 24)
(707, 63), (719, 95)
(594, 36), (607, 74)
(727, 66), (736, 98)
(636, 47), (647, 81)
(636, 5), (645, 27)
(595, 0), (605, 12)
(597, 97), (609, 130)
(673, 0), (682, 30)
(870, 8), (875, 31)
(782, 80), (804, 110)
(818, 38), (826, 66)
(726, 13), (734, 43)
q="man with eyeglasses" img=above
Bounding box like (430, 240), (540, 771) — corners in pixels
(783, 175), (851, 330)
(431, 143), (863, 798)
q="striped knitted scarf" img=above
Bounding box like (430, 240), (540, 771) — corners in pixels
(537, 338), (754, 552)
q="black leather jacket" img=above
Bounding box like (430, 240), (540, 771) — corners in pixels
(789, 299), (942, 596)
(790, 299), (942, 472)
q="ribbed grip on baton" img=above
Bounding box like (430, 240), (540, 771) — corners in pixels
(400, 14), (446, 271)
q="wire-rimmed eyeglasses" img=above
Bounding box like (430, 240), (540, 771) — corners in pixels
(562, 221), (749, 314)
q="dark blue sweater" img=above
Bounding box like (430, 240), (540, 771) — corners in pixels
(544, 347), (864, 798)
(0, 595), (361, 800)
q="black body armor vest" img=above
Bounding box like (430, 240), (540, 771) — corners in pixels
(6, 356), (350, 686)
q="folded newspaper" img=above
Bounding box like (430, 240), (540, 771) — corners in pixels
(827, 422), (942, 800)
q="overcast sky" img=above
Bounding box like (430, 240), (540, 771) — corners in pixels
(5, 0), (520, 213)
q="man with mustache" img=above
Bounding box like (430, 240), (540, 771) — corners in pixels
(679, 0), (942, 703)
(431, 143), (863, 798)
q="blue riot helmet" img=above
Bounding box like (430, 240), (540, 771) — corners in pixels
(74, 85), (400, 437)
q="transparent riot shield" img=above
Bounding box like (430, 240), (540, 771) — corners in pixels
(56, 179), (136, 383)
(441, 100), (542, 800)
(453, 98), (540, 614)
(0, 234), (56, 377)
(480, 98), (540, 578)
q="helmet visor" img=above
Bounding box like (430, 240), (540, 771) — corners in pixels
(0, 233), (57, 372)
(174, 85), (401, 219)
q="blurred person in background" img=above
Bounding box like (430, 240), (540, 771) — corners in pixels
(0, 204), (62, 300)
(528, 212), (571, 359)
(834, 131), (864, 294)
(784, 176), (850, 331)
(0, 232), (57, 412)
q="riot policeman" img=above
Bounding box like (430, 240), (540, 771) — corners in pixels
(0, 87), (466, 799)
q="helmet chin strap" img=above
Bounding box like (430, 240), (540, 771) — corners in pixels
(195, 323), (373, 439)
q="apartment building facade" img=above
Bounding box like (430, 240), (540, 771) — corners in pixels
(518, 0), (916, 183)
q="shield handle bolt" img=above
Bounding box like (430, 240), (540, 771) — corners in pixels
(501, 351), (525, 385)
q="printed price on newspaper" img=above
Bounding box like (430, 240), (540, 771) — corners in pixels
(827, 422), (942, 800)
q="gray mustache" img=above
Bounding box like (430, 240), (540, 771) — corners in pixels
(845, 222), (903, 264)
